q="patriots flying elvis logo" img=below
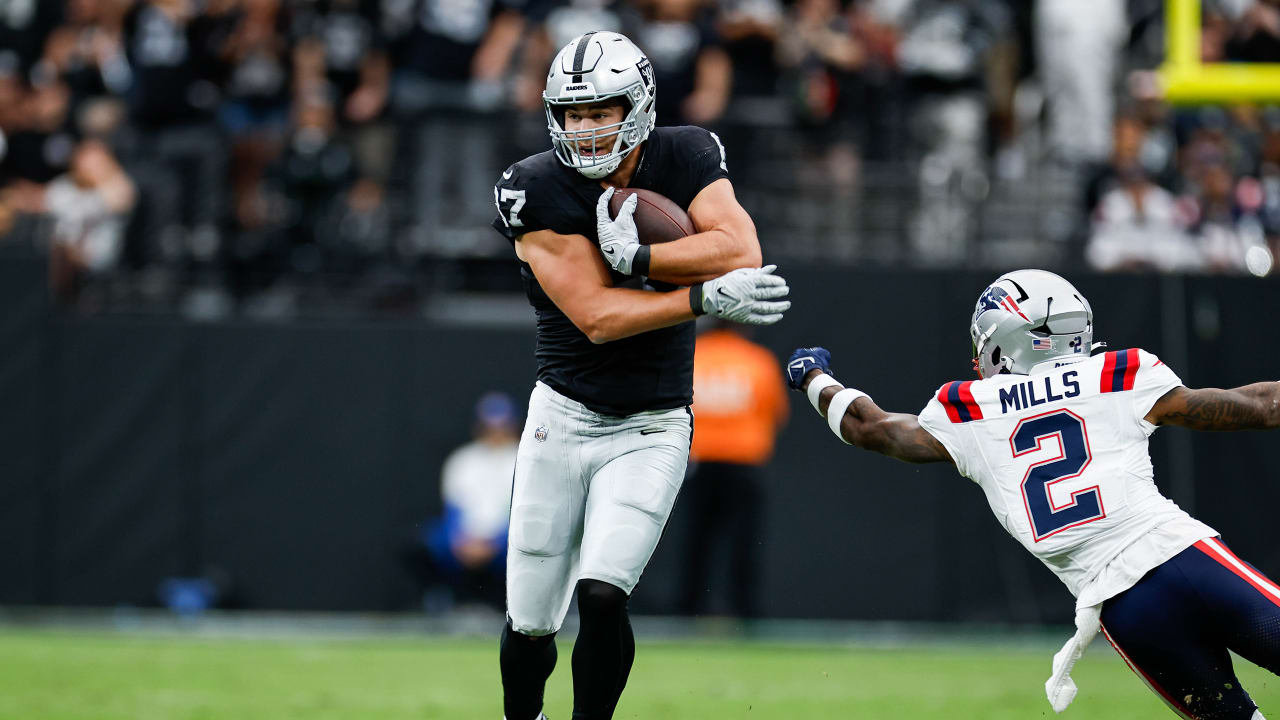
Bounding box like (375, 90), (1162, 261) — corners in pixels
(976, 286), (1010, 314)
(975, 285), (1030, 322)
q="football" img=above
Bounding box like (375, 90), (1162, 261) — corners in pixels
(609, 188), (696, 245)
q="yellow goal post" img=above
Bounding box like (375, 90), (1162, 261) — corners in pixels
(1159, 0), (1280, 103)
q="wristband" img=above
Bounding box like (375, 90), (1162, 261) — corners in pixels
(826, 388), (868, 444)
(805, 373), (840, 415)
(633, 245), (651, 276)
(689, 283), (706, 316)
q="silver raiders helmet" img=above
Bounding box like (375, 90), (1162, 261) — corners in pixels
(543, 31), (657, 180)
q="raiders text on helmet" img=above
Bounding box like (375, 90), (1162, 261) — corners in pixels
(543, 31), (657, 179)
(970, 270), (1095, 378)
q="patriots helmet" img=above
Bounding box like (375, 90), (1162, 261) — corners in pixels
(970, 270), (1094, 378)
(543, 31), (657, 179)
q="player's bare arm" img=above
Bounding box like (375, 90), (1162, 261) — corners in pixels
(598, 179), (761, 285)
(1145, 382), (1280, 430)
(571, 97), (758, 284)
(799, 368), (952, 463)
(516, 228), (694, 344)
(517, 228), (787, 344)
(645, 178), (762, 285)
(786, 352), (952, 465)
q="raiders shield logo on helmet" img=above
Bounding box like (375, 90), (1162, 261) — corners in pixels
(636, 58), (654, 89)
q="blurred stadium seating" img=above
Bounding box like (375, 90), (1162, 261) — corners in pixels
(0, 0), (1277, 317)
(2, 7), (1280, 715)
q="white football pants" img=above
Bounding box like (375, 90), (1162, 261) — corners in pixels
(506, 382), (691, 636)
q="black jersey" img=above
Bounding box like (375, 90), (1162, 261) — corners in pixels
(493, 126), (730, 416)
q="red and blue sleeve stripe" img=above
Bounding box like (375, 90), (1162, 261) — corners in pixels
(1099, 349), (1140, 393)
(937, 381), (984, 423)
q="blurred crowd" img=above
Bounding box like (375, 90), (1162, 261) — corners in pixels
(1085, 98), (1280, 275)
(0, 0), (1278, 313)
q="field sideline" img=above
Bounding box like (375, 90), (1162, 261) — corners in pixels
(0, 627), (1275, 719)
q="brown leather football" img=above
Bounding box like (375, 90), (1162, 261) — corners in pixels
(608, 188), (696, 245)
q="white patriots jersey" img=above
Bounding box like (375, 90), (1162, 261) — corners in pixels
(917, 349), (1218, 609)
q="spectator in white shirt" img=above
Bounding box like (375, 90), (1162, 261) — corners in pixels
(1086, 115), (1202, 272)
(1086, 165), (1201, 272)
(45, 139), (137, 301)
(410, 391), (519, 611)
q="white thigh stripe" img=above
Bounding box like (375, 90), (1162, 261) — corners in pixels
(1203, 537), (1280, 604)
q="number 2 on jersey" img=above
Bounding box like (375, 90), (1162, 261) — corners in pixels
(1010, 410), (1103, 541)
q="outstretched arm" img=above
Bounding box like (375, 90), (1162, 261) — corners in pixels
(798, 368), (953, 465)
(1145, 383), (1280, 430)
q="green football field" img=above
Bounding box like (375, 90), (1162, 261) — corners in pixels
(0, 629), (1275, 719)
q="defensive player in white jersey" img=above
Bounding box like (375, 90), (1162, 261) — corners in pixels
(786, 269), (1280, 720)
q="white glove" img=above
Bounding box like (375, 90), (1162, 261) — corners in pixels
(596, 187), (643, 275)
(694, 265), (791, 325)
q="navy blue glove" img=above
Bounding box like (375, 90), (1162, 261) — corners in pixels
(785, 347), (832, 390)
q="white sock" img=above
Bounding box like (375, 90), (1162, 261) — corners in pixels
(1253, 711), (1265, 720)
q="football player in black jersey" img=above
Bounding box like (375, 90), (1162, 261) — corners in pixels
(492, 30), (790, 720)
